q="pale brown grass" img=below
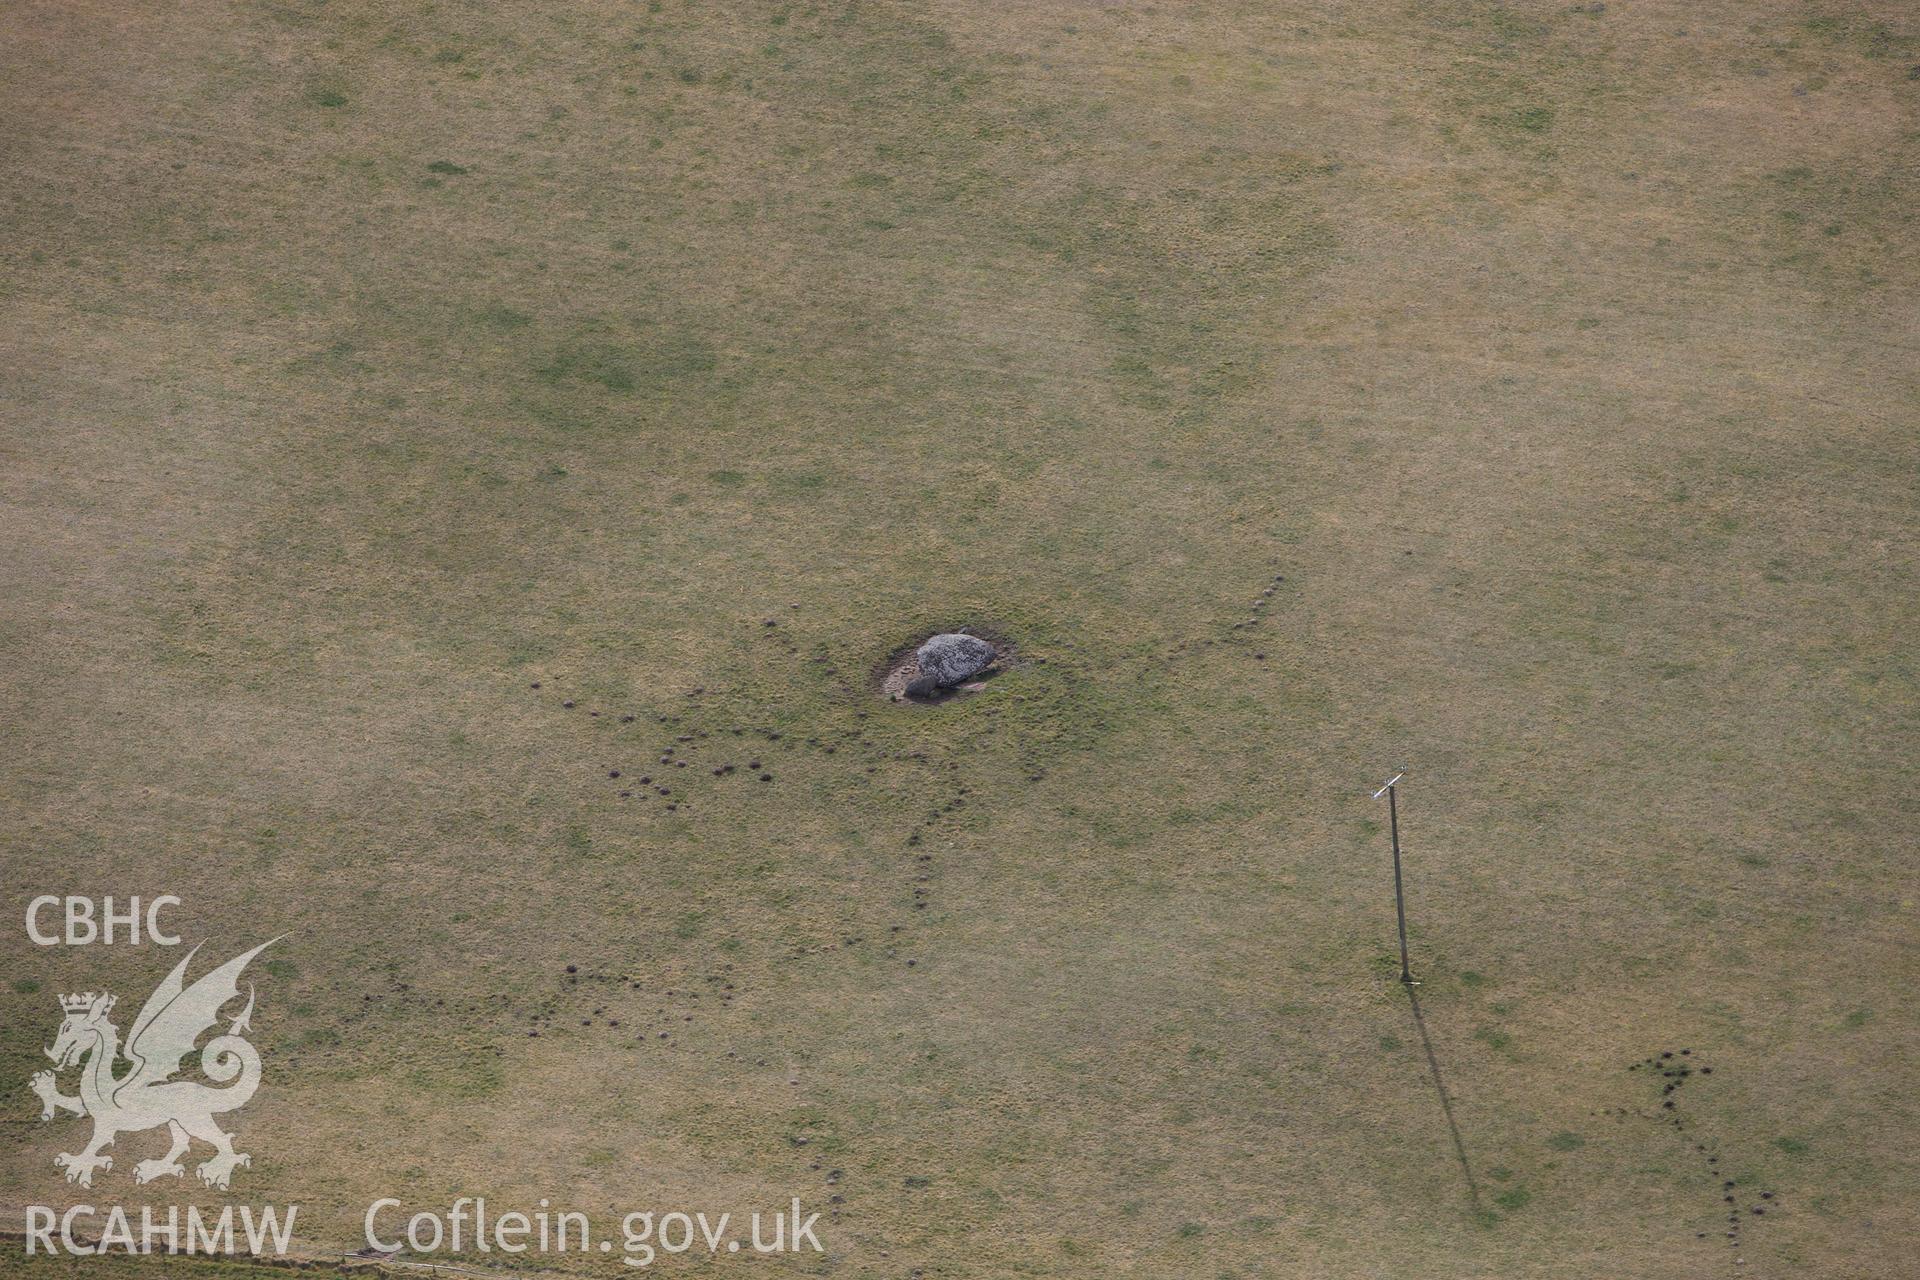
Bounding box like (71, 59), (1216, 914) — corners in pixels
(1, 1), (1914, 1277)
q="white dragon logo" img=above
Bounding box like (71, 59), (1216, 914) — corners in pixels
(30, 940), (277, 1190)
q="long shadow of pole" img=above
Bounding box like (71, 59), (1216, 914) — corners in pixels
(1405, 984), (1480, 1209)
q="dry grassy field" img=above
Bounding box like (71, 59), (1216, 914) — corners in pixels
(2, 1), (1915, 1277)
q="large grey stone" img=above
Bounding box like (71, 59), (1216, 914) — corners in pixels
(915, 633), (995, 687)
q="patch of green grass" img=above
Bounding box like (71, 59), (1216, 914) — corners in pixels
(1513, 105), (1554, 132)
(1474, 1026), (1513, 1052)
